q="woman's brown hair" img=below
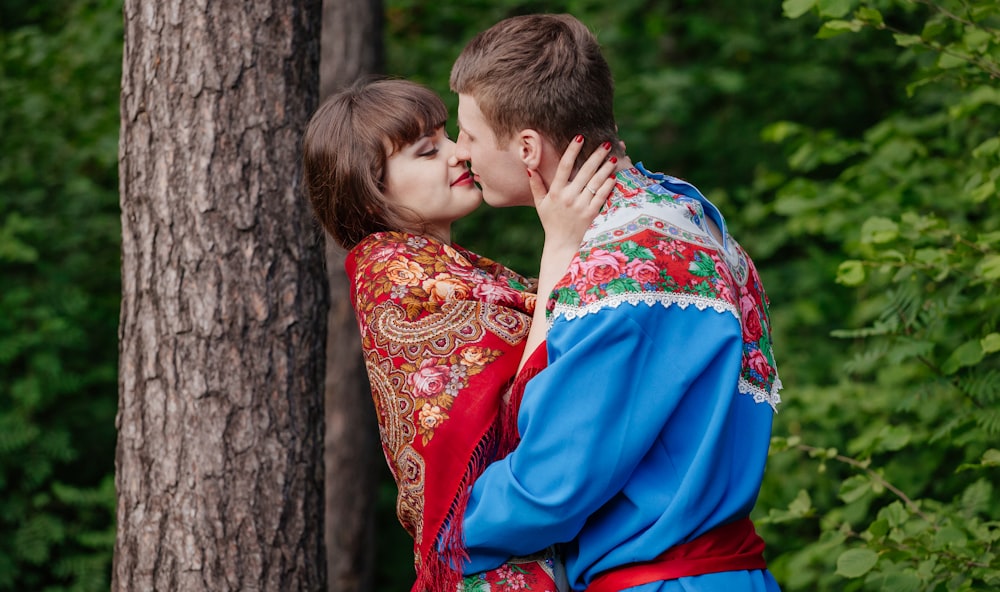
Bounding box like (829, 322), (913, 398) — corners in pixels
(302, 78), (448, 249)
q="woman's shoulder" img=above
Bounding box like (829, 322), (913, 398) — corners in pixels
(350, 231), (436, 265)
(346, 231), (481, 282)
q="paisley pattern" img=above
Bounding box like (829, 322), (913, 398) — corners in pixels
(549, 166), (782, 410)
(347, 231), (557, 591)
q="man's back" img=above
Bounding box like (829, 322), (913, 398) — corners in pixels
(460, 164), (782, 591)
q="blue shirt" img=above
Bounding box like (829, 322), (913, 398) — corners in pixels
(459, 165), (782, 591)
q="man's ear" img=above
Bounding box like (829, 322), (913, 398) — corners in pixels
(516, 129), (545, 170)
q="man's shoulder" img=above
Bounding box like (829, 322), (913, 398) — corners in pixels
(548, 225), (740, 325)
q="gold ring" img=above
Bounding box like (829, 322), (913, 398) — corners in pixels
(586, 186), (597, 195)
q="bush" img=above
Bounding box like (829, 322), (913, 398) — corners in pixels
(0, 0), (122, 589)
(757, 1), (1000, 589)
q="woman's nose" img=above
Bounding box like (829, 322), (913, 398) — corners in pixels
(446, 139), (462, 167)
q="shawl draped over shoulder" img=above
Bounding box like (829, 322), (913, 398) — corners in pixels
(345, 231), (542, 591)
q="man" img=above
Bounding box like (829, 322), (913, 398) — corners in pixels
(448, 13), (783, 592)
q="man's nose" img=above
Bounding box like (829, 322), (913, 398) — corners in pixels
(453, 131), (471, 162)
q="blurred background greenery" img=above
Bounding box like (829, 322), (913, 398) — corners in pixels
(2, 0), (997, 590)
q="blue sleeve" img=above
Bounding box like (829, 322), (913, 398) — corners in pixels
(459, 303), (741, 573)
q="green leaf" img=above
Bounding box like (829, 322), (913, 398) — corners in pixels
(689, 251), (717, 278)
(972, 136), (1000, 159)
(868, 518), (889, 539)
(860, 217), (899, 244)
(761, 121), (802, 143)
(977, 231), (1000, 247)
(892, 33), (923, 47)
(975, 254), (1000, 281)
(937, 51), (968, 69)
(783, 0), (817, 19)
(982, 449), (1000, 467)
(788, 488), (813, 516)
(922, 19), (948, 39)
(882, 570), (922, 592)
(963, 27), (993, 54)
(949, 86), (1000, 118)
(961, 479), (993, 516)
(981, 333), (1000, 354)
(913, 247), (948, 269)
(941, 340), (985, 375)
(555, 287), (581, 306)
(604, 277), (642, 295)
(817, 0), (852, 18)
(619, 240), (655, 260)
(933, 525), (967, 547)
(507, 278), (527, 290)
(836, 548), (878, 578)
(970, 181), (996, 204)
(817, 19), (864, 39)
(837, 260), (866, 286)
(855, 7), (883, 26)
(839, 474), (871, 503)
(879, 425), (910, 452)
(762, 489), (814, 524)
(878, 501), (908, 527)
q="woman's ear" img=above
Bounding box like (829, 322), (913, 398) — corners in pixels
(517, 129), (544, 170)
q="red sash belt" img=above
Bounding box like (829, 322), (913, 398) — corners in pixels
(585, 517), (766, 592)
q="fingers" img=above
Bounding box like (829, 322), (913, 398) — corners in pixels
(536, 135), (618, 211)
(573, 140), (614, 191)
(583, 156), (618, 216)
(551, 135), (587, 192)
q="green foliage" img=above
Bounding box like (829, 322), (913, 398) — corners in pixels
(5, 0), (995, 589)
(385, 0), (907, 278)
(759, 0), (1000, 589)
(0, 0), (121, 589)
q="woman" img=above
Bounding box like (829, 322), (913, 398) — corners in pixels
(302, 78), (615, 591)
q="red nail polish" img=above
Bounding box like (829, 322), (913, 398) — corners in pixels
(610, 156), (618, 164)
(575, 135), (584, 143)
(526, 169), (532, 177)
(602, 141), (612, 150)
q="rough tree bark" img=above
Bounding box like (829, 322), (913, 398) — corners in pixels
(319, 1), (384, 591)
(114, 1), (327, 591)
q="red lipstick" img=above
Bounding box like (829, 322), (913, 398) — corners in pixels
(451, 171), (472, 187)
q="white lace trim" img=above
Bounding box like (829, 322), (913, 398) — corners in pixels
(740, 375), (783, 412)
(550, 293), (782, 411)
(550, 291), (738, 323)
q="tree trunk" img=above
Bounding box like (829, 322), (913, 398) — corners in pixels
(114, 1), (327, 591)
(319, 1), (383, 591)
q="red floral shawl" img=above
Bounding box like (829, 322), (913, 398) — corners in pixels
(345, 231), (537, 591)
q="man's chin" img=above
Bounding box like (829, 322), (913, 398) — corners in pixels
(483, 191), (530, 209)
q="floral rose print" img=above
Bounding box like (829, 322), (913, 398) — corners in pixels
(741, 293), (764, 343)
(578, 248), (628, 284)
(408, 359), (452, 398)
(626, 258), (661, 285)
(422, 273), (472, 303)
(385, 257), (427, 286)
(460, 346), (490, 367)
(418, 403), (447, 431)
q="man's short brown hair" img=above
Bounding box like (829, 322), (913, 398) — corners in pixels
(450, 13), (620, 158)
